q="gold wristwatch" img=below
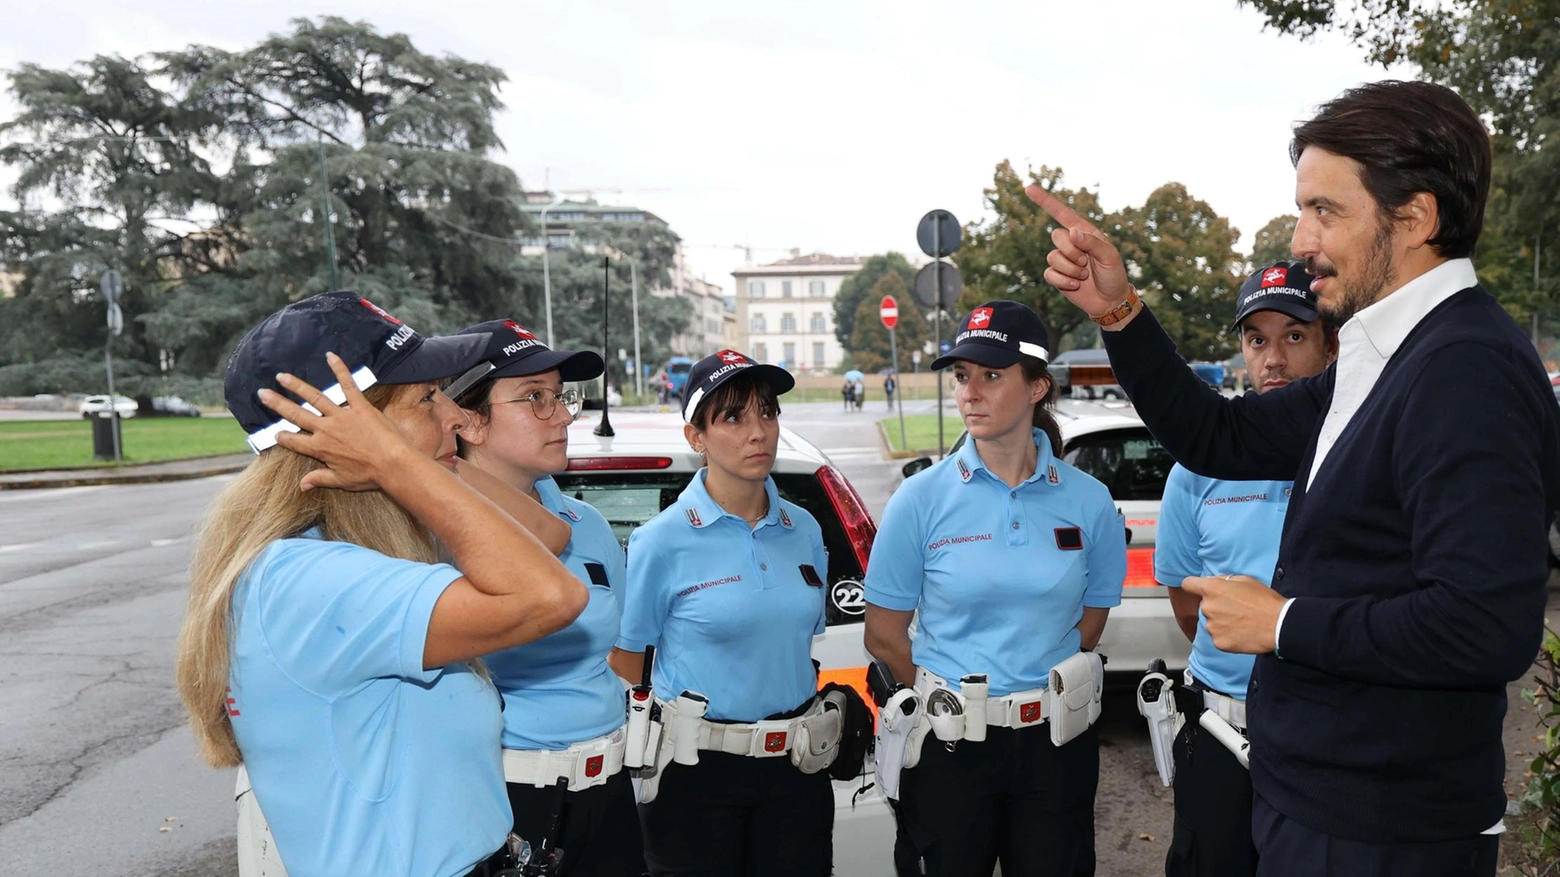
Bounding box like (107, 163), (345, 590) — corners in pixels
(1091, 286), (1141, 327)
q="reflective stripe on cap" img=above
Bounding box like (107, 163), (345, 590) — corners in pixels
(1019, 341), (1049, 361)
(245, 365), (378, 453)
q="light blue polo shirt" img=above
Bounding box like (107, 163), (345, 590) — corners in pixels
(485, 476), (628, 750)
(1154, 464), (1291, 699)
(865, 428), (1126, 696)
(618, 469), (828, 722)
(229, 533), (509, 877)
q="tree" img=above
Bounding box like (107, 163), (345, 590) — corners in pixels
(1113, 183), (1244, 361)
(1238, 0), (1560, 335)
(846, 272), (928, 373)
(956, 161), (1106, 353)
(1248, 214), (1297, 272)
(833, 252), (915, 349)
(153, 17), (531, 370)
(0, 54), (221, 394)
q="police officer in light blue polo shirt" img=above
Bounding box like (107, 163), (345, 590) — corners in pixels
(610, 349), (834, 877)
(447, 319), (643, 877)
(1155, 263), (1336, 877)
(865, 300), (1127, 877)
(176, 292), (587, 877)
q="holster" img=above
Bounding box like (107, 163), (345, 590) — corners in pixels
(235, 765), (291, 877)
(873, 687), (925, 800)
(1135, 667), (1183, 787)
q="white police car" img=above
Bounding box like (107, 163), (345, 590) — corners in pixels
(902, 398), (1191, 674)
(558, 410), (896, 876)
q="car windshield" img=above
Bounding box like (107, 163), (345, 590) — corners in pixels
(552, 470), (866, 627)
(669, 363), (690, 374)
(1062, 428), (1175, 502)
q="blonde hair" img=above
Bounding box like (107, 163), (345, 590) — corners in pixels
(175, 385), (438, 767)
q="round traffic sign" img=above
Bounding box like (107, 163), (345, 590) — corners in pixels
(914, 262), (963, 310)
(880, 295), (899, 330)
(939, 340), (952, 355)
(916, 209), (961, 258)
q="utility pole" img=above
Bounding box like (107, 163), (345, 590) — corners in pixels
(631, 261), (644, 400)
(318, 136), (339, 290)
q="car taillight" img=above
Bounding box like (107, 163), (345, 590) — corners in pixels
(817, 465), (877, 573)
(566, 456), (673, 471)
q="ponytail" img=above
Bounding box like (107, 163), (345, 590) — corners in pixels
(1018, 355), (1064, 456)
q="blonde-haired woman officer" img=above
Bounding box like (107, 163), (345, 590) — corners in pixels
(176, 292), (586, 877)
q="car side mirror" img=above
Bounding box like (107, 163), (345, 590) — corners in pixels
(901, 457), (933, 478)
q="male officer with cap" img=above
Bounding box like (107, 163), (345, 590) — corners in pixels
(1155, 263), (1335, 877)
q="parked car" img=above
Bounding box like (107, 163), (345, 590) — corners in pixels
(901, 398), (1189, 674)
(149, 395), (202, 417)
(556, 409), (895, 876)
(78, 394), (138, 418)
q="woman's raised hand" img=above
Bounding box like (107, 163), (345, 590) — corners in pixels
(258, 352), (416, 492)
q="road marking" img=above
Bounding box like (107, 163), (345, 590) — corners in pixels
(0, 485), (105, 503)
(0, 542), (42, 553)
(75, 540), (122, 550)
(150, 538), (182, 547)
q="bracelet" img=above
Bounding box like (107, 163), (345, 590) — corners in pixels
(1091, 286), (1141, 327)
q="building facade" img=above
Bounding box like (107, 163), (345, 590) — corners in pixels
(731, 253), (865, 374)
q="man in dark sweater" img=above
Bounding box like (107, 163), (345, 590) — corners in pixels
(1028, 80), (1560, 876)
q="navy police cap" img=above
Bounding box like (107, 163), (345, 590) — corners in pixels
(445, 319), (605, 404)
(681, 349), (795, 423)
(932, 300), (1051, 371)
(1232, 261), (1319, 329)
(224, 291), (490, 453)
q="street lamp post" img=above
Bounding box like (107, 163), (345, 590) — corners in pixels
(539, 193), (565, 347)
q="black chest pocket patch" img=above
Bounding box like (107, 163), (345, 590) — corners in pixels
(1054, 527), (1084, 551)
(584, 562), (610, 587)
(799, 564), (825, 587)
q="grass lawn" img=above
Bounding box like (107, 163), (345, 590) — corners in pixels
(0, 417), (249, 471)
(880, 412), (965, 454)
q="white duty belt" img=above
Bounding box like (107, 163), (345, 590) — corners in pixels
(659, 696), (811, 758)
(916, 668), (1050, 729)
(1184, 671), (1247, 731)
(502, 723), (628, 791)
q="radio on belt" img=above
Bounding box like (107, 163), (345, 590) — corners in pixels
(624, 645), (655, 770)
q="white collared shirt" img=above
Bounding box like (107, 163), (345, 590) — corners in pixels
(1305, 258), (1478, 488)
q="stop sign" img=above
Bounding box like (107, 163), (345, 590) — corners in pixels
(880, 295), (899, 330)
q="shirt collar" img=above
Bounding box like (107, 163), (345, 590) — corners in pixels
(677, 468), (788, 529)
(1350, 258), (1476, 360)
(954, 427), (1061, 487)
(533, 476), (581, 521)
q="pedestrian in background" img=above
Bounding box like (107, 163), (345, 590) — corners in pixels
(885, 373), (897, 408)
(177, 292), (585, 877)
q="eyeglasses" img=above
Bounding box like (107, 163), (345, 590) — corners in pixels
(491, 388), (582, 420)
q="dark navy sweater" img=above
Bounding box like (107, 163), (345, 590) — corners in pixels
(1104, 288), (1559, 842)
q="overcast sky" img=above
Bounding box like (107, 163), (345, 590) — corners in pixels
(0, 1), (1399, 291)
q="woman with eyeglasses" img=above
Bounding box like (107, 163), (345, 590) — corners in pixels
(446, 319), (645, 877)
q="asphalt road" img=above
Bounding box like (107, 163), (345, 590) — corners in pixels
(0, 400), (1554, 876)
